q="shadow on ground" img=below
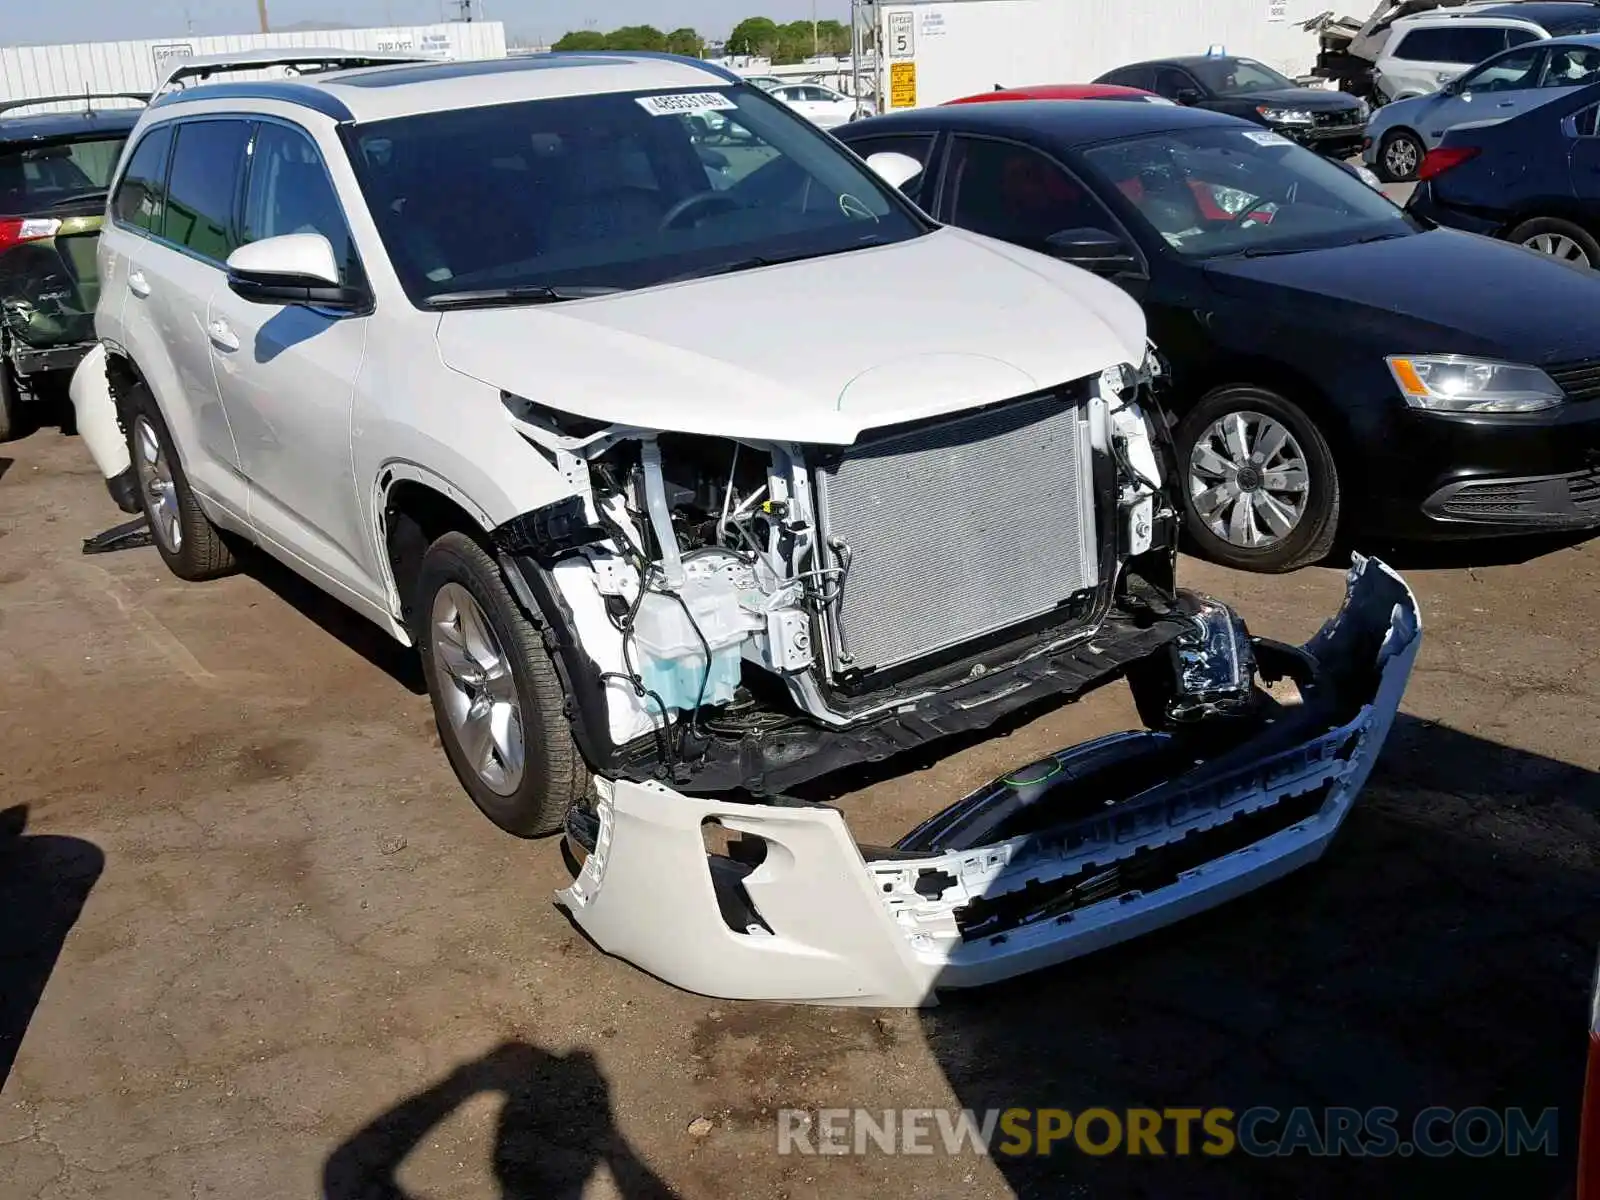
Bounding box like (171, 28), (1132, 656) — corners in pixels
(323, 1040), (678, 1199)
(0, 805), (104, 1091)
(921, 714), (1598, 1199)
(1349, 528), (1599, 571)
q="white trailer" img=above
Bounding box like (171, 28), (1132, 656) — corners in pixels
(866, 0), (1333, 110)
(0, 22), (507, 108)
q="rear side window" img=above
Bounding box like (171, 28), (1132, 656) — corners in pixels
(241, 122), (360, 286)
(1391, 27), (1511, 64)
(1100, 67), (1153, 90)
(112, 125), (173, 233)
(844, 133), (936, 205)
(164, 119), (252, 261)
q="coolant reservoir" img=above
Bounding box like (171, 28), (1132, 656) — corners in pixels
(631, 576), (758, 714)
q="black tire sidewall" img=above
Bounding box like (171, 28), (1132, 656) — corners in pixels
(1508, 217), (1600, 268)
(1175, 387), (1340, 573)
(414, 533), (583, 838)
(0, 363), (19, 443)
(1378, 130), (1423, 183)
(123, 383), (233, 580)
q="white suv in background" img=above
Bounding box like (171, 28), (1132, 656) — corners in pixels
(1375, 3), (1600, 100)
(83, 51), (1419, 1005)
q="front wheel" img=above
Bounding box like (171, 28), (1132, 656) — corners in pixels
(1376, 128), (1424, 183)
(415, 532), (589, 837)
(1508, 217), (1600, 269)
(1175, 386), (1341, 574)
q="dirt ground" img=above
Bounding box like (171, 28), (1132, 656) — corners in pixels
(1, 417), (1597, 1200)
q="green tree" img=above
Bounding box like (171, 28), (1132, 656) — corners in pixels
(551, 30), (606, 51)
(604, 25), (669, 51)
(666, 27), (704, 56)
(727, 16), (780, 57)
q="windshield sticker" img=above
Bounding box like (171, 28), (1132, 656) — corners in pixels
(1243, 130), (1293, 147)
(636, 92), (739, 117)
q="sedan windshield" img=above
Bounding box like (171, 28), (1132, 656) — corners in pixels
(1188, 58), (1297, 95)
(0, 135), (128, 216)
(347, 86), (924, 304)
(1081, 127), (1416, 259)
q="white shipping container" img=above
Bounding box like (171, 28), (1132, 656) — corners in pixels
(0, 22), (507, 111)
(872, 0), (1332, 110)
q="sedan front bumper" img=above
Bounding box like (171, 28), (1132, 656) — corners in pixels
(557, 557), (1420, 1007)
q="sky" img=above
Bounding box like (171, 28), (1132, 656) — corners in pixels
(8, 1), (844, 48)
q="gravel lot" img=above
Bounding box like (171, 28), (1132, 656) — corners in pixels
(1, 412), (1596, 1200)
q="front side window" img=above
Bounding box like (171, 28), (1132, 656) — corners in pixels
(946, 137), (1120, 249)
(1152, 67), (1200, 99)
(1187, 58), (1297, 95)
(164, 119), (252, 260)
(1462, 46), (1544, 92)
(0, 134), (128, 217)
(111, 125), (173, 233)
(347, 86), (924, 304)
(1541, 45), (1600, 86)
(241, 123), (359, 285)
(1082, 126), (1416, 260)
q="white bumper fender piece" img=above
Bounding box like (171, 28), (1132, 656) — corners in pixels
(557, 557), (1421, 1008)
(68, 344), (129, 483)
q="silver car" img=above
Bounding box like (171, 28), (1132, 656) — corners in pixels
(1365, 33), (1600, 180)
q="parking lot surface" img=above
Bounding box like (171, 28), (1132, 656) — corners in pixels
(1, 421), (1597, 1199)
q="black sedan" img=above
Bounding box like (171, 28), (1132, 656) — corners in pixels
(1408, 78), (1600, 268)
(838, 101), (1600, 572)
(1094, 54), (1369, 158)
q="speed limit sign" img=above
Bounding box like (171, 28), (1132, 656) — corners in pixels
(887, 11), (914, 59)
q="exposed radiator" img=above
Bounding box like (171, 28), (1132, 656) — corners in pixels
(814, 391), (1099, 677)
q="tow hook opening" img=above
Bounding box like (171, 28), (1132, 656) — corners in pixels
(702, 818), (773, 936)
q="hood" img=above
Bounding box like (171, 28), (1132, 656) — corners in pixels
(436, 229), (1147, 444)
(1246, 87), (1363, 110)
(1202, 229), (1600, 363)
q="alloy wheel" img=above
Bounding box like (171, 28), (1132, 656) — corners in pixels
(431, 582), (525, 795)
(1188, 410), (1311, 550)
(1523, 232), (1592, 266)
(1383, 137), (1418, 180)
(133, 415), (182, 554)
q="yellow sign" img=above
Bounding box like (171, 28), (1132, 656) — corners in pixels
(889, 61), (917, 108)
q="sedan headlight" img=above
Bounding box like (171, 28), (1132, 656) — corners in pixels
(1386, 355), (1565, 413)
(1258, 105), (1314, 126)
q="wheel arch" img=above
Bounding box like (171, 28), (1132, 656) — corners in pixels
(375, 465), (501, 640)
(1168, 354), (1358, 467)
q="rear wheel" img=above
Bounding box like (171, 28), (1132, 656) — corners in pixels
(124, 384), (236, 580)
(1377, 128), (1424, 183)
(0, 363), (22, 443)
(1175, 386), (1341, 574)
(1508, 217), (1600, 269)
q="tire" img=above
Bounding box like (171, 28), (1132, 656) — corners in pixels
(123, 382), (236, 580)
(1175, 386), (1341, 574)
(414, 531), (589, 837)
(1507, 217), (1600, 269)
(0, 363), (23, 443)
(1376, 128), (1424, 183)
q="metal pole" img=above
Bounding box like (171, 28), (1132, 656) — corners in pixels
(256, 0), (269, 33)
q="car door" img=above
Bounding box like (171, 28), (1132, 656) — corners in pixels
(1565, 98), (1600, 197)
(208, 118), (379, 605)
(115, 117), (253, 513)
(1443, 43), (1551, 135)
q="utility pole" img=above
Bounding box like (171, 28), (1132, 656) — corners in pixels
(813, 0), (818, 56)
(256, 0), (270, 33)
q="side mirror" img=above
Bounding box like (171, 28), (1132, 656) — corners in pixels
(225, 233), (362, 308)
(1175, 88), (1203, 106)
(865, 150), (924, 191)
(1044, 227), (1140, 276)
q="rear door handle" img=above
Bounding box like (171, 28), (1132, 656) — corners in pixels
(207, 318), (240, 353)
(128, 270), (151, 298)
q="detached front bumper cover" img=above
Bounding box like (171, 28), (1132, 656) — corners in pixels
(557, 556), (1421, 1007)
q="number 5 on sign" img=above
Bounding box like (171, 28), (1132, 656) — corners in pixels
(888, 11), (915, 58)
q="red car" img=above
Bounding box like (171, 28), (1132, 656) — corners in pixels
(945, 83), (1174, 105)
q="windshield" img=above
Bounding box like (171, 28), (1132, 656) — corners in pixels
(348, 86), (923, 304)
(1081, 127), (1416, 260)
(1188, 58), (1297, 95)
(0, 135), (127, 216)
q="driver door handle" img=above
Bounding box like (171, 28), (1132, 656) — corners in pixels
(128, 270), (151, 298)
(207, 318), (240, 353)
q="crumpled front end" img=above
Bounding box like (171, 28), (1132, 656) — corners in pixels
(557, 556), (1422, 1007)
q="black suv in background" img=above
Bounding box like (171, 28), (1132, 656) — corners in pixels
(1097, 55), (1370, 158)
(0, 94), (145, 440)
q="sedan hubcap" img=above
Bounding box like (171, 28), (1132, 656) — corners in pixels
(1523, 232), (1591, 266)
(1188, 410), (1311, 550)
(431, 583), (524, 795)
(1384, 138), (1418, 178)
(132, 416), (182, 554)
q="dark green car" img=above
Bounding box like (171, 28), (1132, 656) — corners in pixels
(0, 94), (146, 440)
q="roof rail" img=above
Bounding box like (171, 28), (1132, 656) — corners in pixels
(0, 92), (150, 118)
(156, 48), (433, 92)
(543, 49), (743, 84)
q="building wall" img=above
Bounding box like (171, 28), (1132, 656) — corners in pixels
(0, 23), (507, 110)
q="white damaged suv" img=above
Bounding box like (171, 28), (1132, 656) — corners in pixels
(86, 51), (1421, 1005)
